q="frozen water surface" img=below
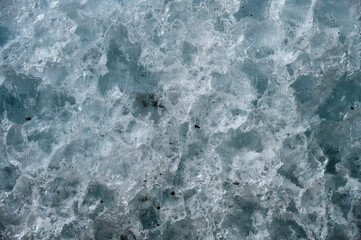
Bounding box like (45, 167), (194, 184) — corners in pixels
(0, 0), (360, 239)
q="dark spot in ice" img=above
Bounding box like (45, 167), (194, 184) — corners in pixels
(26, 117), (32, 121)
(194, 125), (200, 129)
(170, 191), (175, 195)
(351, 106), (354, 110)
(156, 224), (160, 226)
(233, 182), (240, 185)
(250, 14), (253, 16)
(121, 232), (137, 240)
(100, 200), (103, 203)
(156, 206), (160, 210)
(141, 196), (148, 202)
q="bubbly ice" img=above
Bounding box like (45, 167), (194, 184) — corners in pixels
(0, 0), (360, 239)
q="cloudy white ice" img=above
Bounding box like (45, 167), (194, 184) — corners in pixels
(0, 0), (361, 239)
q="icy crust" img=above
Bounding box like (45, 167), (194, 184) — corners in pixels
(0, 0), (360, 239)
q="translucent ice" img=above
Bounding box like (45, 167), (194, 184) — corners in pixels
(0, 0), (360, 239)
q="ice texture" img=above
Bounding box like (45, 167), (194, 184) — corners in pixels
(0, 0), (360, 239)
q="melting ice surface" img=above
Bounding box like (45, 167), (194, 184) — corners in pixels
(0, 0), (361, 239)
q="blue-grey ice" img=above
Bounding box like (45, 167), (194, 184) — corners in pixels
(0, 0), (360, 239)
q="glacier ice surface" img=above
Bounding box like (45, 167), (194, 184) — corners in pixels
(0, 0), (361, 239)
